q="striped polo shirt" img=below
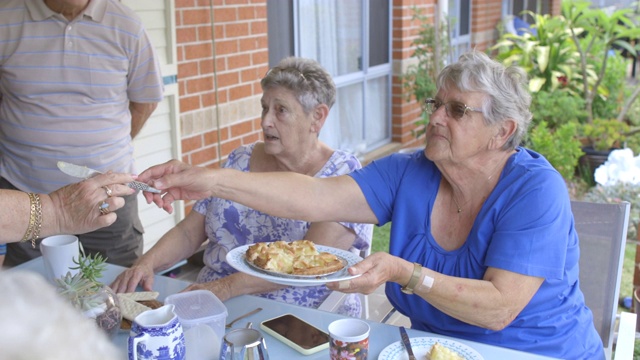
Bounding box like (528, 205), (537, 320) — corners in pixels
(0, 0), (163, 193)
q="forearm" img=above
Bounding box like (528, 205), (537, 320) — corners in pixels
(411, 267), (542, 330)
(129, 101), (158, 138)
(135, 216), (206, 273)
(1, 191), (60, 244)
(215, 169), (376, 224)
(222, 272), (286, 299)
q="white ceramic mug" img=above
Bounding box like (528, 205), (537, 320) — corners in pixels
(328, 318), (370, 360)
(40, 235), (79, 282)
(128, 304), (186, 360)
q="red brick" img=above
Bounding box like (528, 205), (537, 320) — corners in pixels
(216, 72), (239, 88)
(184, 43), (213, 60)
(227, 53), (251, 70)
(182, 135), (203, 153)
(240, 67), (261, 83)
(250, 20), (267, 35)
(221, 138), (243, 155)
(238, 6), (256, 20)
(191, 146), (219, 166)
(175, 0), (195, 8)
(177, 28), (197, 44)
(216, 40), (239, 56)
(197, 25), (213, 42)
(229, 84), (253, 101)
(251, 50), (268, 66)
(180, 95), (200, 112)
(178, 61), (199, 79)
(230, 120), (253, 137)
(199, 59), (214, 75)
(238, 37), (259, 52)
(204, 130), (220, 145)
(225, 22), (250, 38)
(214, 8), (237, 23)
(225, 0), (249, 5)
(183, 9), (211, 25)
(187, 76), (214, 94)
(242, 132), (260, 145)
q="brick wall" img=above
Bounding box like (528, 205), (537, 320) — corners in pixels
(175, 0), (267, 172)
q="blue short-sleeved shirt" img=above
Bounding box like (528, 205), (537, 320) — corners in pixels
(349, 147), (603, 359)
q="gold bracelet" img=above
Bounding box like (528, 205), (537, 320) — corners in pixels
(20, 193), (42, 249)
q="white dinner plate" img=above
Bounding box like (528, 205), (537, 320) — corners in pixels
(378, 337), (484, 360)
(226, 244), (363, 287)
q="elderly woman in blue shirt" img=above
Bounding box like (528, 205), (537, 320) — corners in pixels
(136, 51), (603, 359)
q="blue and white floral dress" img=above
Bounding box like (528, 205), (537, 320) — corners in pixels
(194, 143), (373, 316)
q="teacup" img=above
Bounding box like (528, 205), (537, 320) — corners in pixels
(220, 328), (269, 360)
(328, 318), (370, 360)
(128, 304), (186, 360)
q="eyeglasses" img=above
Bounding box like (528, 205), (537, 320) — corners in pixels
(424, 98), (482, 120)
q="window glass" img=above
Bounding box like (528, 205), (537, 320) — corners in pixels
(369, 0), (389, 67)
(365, 75), (389, 146)
(298, 0), (362, 77)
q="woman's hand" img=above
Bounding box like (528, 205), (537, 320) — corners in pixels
(326, 252), (409, 294)
(110, 262), (156, 293)
(137, 160), (216, 214)
(48, 172), (135, 236)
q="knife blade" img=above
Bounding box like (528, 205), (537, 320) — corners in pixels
(57, 161), (161, 194)
(399, 326), (416, 360)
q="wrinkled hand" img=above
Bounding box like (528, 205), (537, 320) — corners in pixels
(182, 280), (232, 302)
(49, 172), (135, 236)
(110, 262), (155, 293)
(326, 252), (406, 294)
(137, 160), (216, 214)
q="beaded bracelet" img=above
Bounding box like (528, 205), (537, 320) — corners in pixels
(20, 193), (42, 249)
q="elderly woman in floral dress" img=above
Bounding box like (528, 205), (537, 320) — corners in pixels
(111, 57), (372, 317)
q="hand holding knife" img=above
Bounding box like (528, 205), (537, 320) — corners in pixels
(400, 326), (416, 360)
(57, 161), (161, 194)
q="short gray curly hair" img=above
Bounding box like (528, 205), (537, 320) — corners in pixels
(437, 51), (532, 150)
(261, 57), (336, 114)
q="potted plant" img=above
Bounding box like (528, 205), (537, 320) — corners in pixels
(55, 246), (122, 338)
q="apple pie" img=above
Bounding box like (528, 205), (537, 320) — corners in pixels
(245, 240), (345, 276)
(428, 342), (464, 360)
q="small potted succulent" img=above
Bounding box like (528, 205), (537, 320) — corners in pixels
(55, 246), (122, 338)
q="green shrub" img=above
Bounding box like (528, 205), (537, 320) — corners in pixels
(528, 121), (584, 180)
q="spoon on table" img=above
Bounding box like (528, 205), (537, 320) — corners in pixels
(225, 307), (263, 328)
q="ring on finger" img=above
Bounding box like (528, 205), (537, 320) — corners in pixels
(103, 185), (112, 197)
(98, 201), (110, 215)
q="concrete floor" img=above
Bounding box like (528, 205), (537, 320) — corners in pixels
(169, 262), (411, 327)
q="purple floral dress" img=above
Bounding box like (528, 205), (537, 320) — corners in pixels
(194, 143), (373, 316)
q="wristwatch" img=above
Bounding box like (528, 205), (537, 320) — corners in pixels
(401, 262), (423, 295)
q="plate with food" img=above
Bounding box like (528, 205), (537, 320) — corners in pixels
(378, 337), (484, 360)
(226, 240), (363, 286)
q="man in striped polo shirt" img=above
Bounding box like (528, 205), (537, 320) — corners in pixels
(0, 0), (163, 267)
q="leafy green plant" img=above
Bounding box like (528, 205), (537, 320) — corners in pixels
(528, 121), (584, 179)
(581, 118), (630, 152)
(493, 11), (586, 95)
(55, 245), (107, 311)
(562, 1), (640, 123)
(402, 7), (448, 140)
(529, 89), (587, 130)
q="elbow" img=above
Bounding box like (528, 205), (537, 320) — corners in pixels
(481, 311), (517, 331)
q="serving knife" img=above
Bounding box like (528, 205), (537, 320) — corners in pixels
(399, 326), (416, 360)
(57, 161), (161, 193)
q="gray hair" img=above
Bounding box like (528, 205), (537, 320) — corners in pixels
(261, 57), (336, 114)
(436, 51), (532, 150)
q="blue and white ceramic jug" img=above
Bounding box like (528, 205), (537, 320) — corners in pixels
(128, 304), (186, 360)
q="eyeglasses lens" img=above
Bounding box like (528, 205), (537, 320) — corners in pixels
(425, 99), (466, 119)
